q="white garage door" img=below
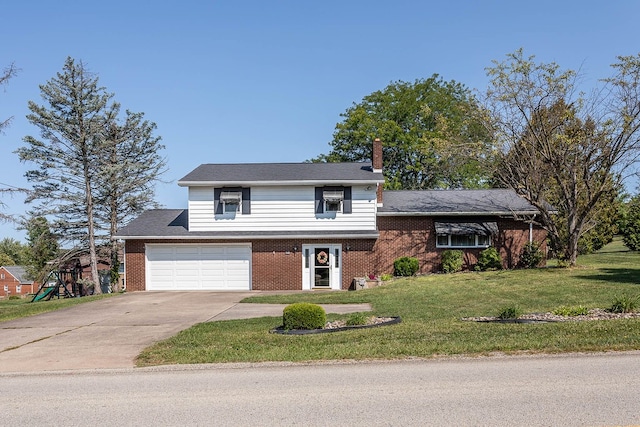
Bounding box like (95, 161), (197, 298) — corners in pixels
(146, 244), (251, 291)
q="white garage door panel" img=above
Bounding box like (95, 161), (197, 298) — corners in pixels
(146, 244), (251, 291)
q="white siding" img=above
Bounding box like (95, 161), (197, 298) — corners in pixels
(188, 185), (378, 232)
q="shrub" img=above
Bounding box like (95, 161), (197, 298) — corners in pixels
(380, 273), (393, 282)
(622, 195), (640, 251)
(393, 257), (419, 277)
(475, 247), (502, 271)
(441, 250), (463, 273)
(497, 305), (522, 320)
(552, 305), (589, 316)
(346, 312), (369, 326)
(518, 242), (544, 269)
(282, 303), (326, 330)
(609, 294), (639, 314)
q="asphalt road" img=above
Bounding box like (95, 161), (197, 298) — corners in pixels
(2, 352), (639, 426)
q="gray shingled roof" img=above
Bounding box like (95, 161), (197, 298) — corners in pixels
(378, 189), (540, 215)
(2, 265), (32, 284)
(114, 209), (380, 239)
(178, 162), (384, 185)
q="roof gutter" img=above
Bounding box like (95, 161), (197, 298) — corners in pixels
(178, 179), (385, 187)
(376, 211), (541, 217)
(113, 232), (381, 241)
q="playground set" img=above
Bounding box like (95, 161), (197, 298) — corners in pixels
(30, 268), (95, 302)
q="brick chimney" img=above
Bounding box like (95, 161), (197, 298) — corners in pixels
(373, 138), (383, 205)
(372, 138), (383, 172)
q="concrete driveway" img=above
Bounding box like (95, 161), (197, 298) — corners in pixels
(0, 292), (370, 373)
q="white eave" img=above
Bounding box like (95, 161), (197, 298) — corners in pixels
(376, 211), (541, 217)
(178, 179), (385, 187)
(113, 231), (381, 240)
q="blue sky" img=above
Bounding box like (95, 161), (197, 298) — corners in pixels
(1, 0), (639, 241)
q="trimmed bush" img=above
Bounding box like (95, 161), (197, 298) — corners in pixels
(441, 250), (463, 273)
(393, 256), (419, 277)
(475, 247), (502, 271)
(282, 303), (326, 330)
(518, 242), (544, 269)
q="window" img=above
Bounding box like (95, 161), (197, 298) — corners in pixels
(215, 188), (250, 215)
(436, 234), (492, 248)
(323, 190), (344, 212)
(435, 221), (497, 248)
(315, 187), (352, 214)
(16, 285), (21, 293)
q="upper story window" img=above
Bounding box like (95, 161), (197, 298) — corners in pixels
(315, 186), (352, 214)
(220, 191), (242, 213)
(323, 190), (344, 212)
(214, 188), (251, 215)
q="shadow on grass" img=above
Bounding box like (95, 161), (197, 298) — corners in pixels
(575, 267), (640, 285)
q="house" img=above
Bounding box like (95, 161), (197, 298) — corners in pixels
(115, 139), (546, 292)
(0, 266), (37, 297)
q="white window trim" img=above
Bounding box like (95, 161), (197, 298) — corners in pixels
(323, 190), (344, 213)
(436, 234), (491, 249)
(220, 191), (242, 214)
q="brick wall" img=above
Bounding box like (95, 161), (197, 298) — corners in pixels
(124, 219), (547, 291)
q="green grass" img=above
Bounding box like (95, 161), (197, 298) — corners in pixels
(137, 239), (640, 366)
(0, 293), (118, 322)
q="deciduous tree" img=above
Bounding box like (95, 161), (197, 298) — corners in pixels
(313, 75), (496, 189)
(95, 104), (166, 290)
(486, 50), (640, 265)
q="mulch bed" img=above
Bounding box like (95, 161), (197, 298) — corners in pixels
(463, 308), (640, 323)
(271, 316), (401, 335)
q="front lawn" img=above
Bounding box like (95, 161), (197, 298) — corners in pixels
(137, 241), (640, 366)
(0, 293), (118, 322)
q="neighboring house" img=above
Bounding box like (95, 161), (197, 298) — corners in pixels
(0, 266), (37, 297)
(115, 139), (546, 292)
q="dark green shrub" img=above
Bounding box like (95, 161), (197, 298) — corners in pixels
(346, 312), (369, 326)
(622, 196), (640, 251)
(8, 295), (21, 300)
(441, 250), (463, 273)
(518, 242), (544, 268)
(552, 305), (589, 316)
(282, 303), (326, 330)
(497, 305), (522, 320)
(475, 247), (502, 271)
(609, 294), (639, 313)
(393, 256), (419, 276)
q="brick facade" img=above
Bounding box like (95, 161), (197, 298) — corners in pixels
(124, 217), (547, 291)
(0, 267), (36, 298)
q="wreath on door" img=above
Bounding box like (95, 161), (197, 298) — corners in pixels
(316, 251), (328, 265)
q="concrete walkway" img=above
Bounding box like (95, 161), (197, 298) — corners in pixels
(0, 292), (371, 373)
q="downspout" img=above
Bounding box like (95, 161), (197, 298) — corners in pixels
(529, 215), (536, 243)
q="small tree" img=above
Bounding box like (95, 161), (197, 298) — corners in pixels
(23, 215), (59, 281)
(622, 195), (640, 251)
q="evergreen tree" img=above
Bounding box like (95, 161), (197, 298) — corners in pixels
(17, 57), (113, 292)
(23, 215), (59, 281)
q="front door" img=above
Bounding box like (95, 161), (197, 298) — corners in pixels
(302, 244), (342, 290)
